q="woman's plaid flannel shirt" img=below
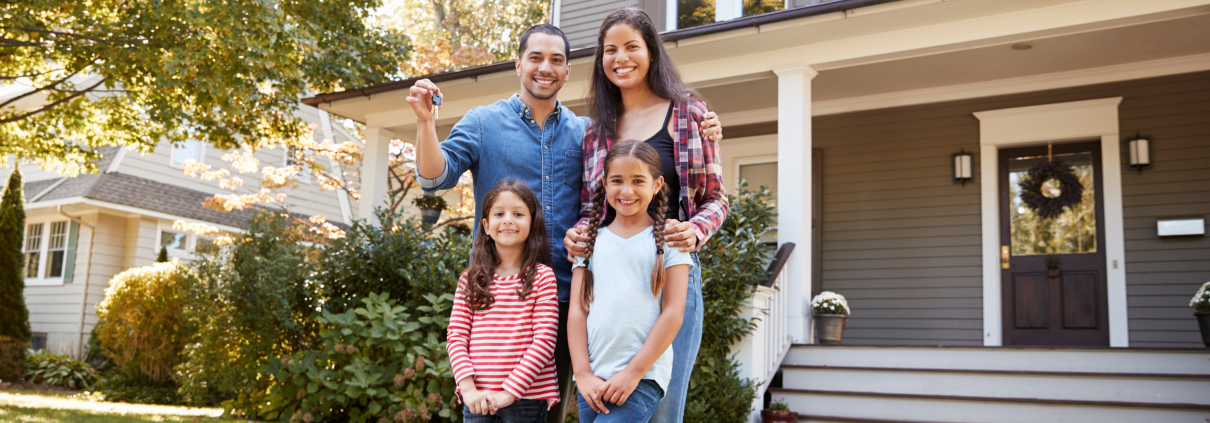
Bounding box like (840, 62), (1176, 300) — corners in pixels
(576, 99), (729, 250)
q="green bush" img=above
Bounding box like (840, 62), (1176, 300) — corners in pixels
(96, 261), (193, 383)
(259, 292), (459, 423)
(319, 208), (470, 313)
(0, 336), (25, 381)
(80, 373), (185, 405)
(685, 181), (775, 423)
(24, 349), (97, 389)
(176, 210), (324, 409)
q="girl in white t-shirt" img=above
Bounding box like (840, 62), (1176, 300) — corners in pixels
(568, 140), (694, 422)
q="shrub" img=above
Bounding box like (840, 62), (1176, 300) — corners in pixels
(0, 336), (25, 381)
(24, 349), (97, 389)
(258, 292), (459, 423)
(96, 261), (193, 383)
(685, 182), (775, 423)
(0, 169), (31, 344)
(80, 373), (185, 405)
(318, 208), (470, 313)
(176, 210), (324, 409)
(412, 194), (448, 210)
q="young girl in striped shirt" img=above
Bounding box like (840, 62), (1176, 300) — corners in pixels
(569, 140), (694, 422)
(447, 179), (560, 422)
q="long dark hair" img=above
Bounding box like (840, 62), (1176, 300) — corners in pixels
(587, 7), (702, 144)
(580, 140), (669, 312)
(464, 179), (551, 311)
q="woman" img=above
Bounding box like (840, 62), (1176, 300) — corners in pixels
(564, 7), (728, 422)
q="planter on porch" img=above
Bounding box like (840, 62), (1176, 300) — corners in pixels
(761, 410), (799, 423)
(413, 194), (448, 225)
(815, 314), (847, 345)
(1196, 312), (1210, 347)
(419, 207), (442, 224)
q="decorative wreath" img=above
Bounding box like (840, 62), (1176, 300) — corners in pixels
(1018, 160), (1084, 219)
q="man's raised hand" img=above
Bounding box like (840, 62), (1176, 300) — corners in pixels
(405, 79), (443, 123)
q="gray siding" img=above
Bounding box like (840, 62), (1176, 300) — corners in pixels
(813, 71), (1210, 347)
(559, 0), (640, 49)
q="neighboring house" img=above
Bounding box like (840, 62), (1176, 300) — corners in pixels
(305, 0), (1210, 421)
(0, 104), (362, 358)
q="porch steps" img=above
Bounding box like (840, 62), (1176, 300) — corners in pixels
(768, 345), (1210, 423)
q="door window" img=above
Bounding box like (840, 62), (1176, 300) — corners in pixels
(1007, 151), (1097, 256)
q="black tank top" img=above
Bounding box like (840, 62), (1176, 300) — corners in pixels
(644, 103), (681, 221)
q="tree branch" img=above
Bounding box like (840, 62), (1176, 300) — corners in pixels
(0, 59), (97, 110)
(0, 78), (106, 124)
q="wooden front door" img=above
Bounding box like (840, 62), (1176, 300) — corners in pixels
(999, 141), (1109, 346)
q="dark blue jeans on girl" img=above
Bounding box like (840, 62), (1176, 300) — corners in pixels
(462, 398), (548, 423)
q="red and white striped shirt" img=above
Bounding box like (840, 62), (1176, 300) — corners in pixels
(446, 264), (560, 405)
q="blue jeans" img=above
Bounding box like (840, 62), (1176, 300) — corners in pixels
(462, 398), (548, 422)
(649, 253), (703, 423)
(577, 379), (664, 423)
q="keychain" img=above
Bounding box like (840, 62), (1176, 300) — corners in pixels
(430, 93), (442, 120)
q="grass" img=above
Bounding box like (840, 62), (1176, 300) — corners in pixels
(0, 386), (234, 423)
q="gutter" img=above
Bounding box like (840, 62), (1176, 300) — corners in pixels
(57, 206), (96, 360)
(301, 0), (903, 107)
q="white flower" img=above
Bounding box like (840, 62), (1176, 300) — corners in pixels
(811, 291), (851, 315)
(1191, 282), (1210, 308)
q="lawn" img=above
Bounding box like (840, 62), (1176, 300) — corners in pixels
(0, 387), (233, 423)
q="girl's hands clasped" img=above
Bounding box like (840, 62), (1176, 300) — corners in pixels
(601, 369), (642, 406)
(461, 387), (492, 415)
(575, 374), (611, 415)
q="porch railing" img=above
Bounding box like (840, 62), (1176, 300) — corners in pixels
(732, 242), (796, 421)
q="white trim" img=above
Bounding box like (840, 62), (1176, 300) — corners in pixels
(155, 220), (192, 259)
(105, 146), (128, 173)
(813, 53), (1210, 116)
(28, 178), (68, 203)
(665, 0), (677, 31)
(973, 97), (1128, 348)
(82, 199), (246, 234)
(551, 0), (562, 27)
(319, 110), (354, 224)
(22, 216), (71, 287)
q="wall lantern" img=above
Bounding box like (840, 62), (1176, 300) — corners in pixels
(953, 149), (973, 186)
(1127, 133), (1152, 172)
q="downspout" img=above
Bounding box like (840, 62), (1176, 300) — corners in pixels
(57, 206), (95, 359)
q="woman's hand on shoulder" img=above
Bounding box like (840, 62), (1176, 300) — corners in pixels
(564, 225), (590, 262)
(700, 111), (723, 142)
(664, 219), (698, 252)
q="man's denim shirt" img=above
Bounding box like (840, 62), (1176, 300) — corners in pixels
(418, 94), (590, 302)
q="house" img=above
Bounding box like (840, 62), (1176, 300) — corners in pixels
(0, 104), (370, 358)
(304, 0), (1210, 421)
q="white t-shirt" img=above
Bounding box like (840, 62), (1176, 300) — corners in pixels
(573, 225), (694, 392)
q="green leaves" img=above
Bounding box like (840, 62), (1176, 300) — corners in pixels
(0, 0), (410, 173)
(24, 349), (98, 390)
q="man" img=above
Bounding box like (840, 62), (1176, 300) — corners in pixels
(406, 24), (721, 422)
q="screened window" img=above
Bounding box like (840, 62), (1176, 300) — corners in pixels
(24, 223), (43, 278)
(172, 140), (203, 166)
(47, 221), (68, 278)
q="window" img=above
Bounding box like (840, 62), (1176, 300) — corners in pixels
(24, 220), (71, 282)
(30, 333), (48, 351)
(171, 140), (203, 166)
(47, 221), (68, 278)
(739, 160), (778, 243)
(675, 0), (786, 30)
(161, 230), (187, 250)
(196, 236), (220, 255)
(285, 147), (311, 183)
(24, 223), (42, 278)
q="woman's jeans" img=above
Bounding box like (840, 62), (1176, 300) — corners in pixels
(576, 379), (665, 423)
(462, 398), (548, 422)
(649, 253), (704, 423)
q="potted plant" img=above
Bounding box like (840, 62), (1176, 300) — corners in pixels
(412, 194), (448, 224)
(1191, 282), (1210, 347)
(811, 291), (850, 345)
(761, 397), (797, 423)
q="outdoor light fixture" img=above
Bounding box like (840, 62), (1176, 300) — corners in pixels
(1127, 133), (1152, 172)
(1012, 43), (1033, 50)
(953, 149), (973, 186)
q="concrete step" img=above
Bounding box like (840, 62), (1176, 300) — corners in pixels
(770, 388), (1210, 423)
(780, 365), (1210, 405)
(783, 345), (1210, 375)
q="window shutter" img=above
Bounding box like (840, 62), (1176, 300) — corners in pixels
(63, 221), (79, 283)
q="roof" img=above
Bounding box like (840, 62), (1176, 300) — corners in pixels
(300, 0), (900, 107)
(27, 171), (260, 228)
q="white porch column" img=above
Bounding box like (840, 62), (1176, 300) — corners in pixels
(715, 0), (742, 22)
(359, 126), (396, 225)
(774, 64), (817, 344)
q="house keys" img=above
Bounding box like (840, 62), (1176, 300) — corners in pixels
(431, 93), (442, 120)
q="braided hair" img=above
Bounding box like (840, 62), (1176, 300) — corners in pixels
(579, 140), (670, 313)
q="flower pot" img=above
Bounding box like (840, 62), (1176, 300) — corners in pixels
(1196, 311), (1210, 347)
(420, 207), (441, 224)
(815, 314), (847, 345)
(761, 410), (798, 423)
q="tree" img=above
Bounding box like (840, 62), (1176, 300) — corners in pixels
(371, 0), (549, 77)
(1, 0), (410, 175)
(156, 246), (169, 263)
(0, 169), (31, 342)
